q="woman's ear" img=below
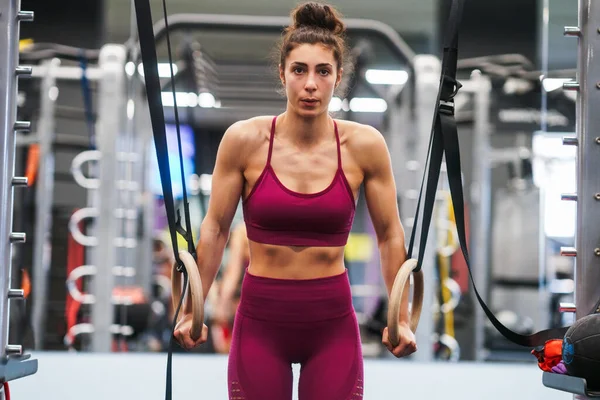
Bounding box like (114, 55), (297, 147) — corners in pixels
(335, 67), (344, 88)
(279, 64), (285, 85)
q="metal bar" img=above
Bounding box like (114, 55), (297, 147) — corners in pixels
(24, 64), (103, 81)
(18, 44), (100, 63)
(30, 58), (59, 350)
(377, 55), (413, 324)
(465, 71), (493, 361)
(112, 77), (141, 340)
(0, 0), (20, 360)
(408, 55), (442, 363)
(89, 44), (127, 352)
(575, 0), (600, 323)
(543, 372), (600, 398)
(149, 13), (416, 67)
(132, 79), (154, 295)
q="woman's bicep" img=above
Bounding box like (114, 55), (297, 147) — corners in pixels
(358, 129), (404, 243)
(203, 126), (247, 235)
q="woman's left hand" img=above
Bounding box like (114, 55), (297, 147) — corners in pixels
(381, 322), (417, 358)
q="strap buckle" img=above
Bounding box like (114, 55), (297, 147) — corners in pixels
(441, 74), (462, 100)
(439, 100), (455, 116)
(438, 74), (463, 116)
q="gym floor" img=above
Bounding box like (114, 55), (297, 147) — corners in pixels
(12, 352), (570, 399)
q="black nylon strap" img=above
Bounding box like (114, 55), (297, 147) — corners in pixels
(134, 0), (181, 259)
(408, 0), (570, 348)
(439, 111), (569, 346)
(133, 0), (196, 399)
(408, 116), (444, 270)
(407, 0), (464, 267)
(160, 0), (196, 254)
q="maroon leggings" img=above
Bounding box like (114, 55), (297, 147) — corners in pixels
(227, 269), (364, 400)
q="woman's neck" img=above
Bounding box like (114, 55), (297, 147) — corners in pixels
(277, 111), (332, 148)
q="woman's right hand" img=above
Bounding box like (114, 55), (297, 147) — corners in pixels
(173, 312), (208, 350)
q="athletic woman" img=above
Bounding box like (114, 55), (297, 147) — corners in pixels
(174, 3), (416, 399)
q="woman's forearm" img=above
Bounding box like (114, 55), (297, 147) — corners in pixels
(194, 219), (231, 303)
(379, 235), (410, 324)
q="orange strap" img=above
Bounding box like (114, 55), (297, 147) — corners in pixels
(21, 269), (31, 299)
(25, 144), (40, 187)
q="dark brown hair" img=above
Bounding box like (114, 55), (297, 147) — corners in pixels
(276, 2), (352, 96)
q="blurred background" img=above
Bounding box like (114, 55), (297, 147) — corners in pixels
(2, 0), (586, 398)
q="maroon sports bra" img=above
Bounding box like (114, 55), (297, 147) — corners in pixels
(242, 117), (356, 247)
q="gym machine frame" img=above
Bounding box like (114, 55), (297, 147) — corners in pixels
(16, 44), (154, 352)
(63, 44), (155, 353)
(541, 0), (600, 398)
(452, 71), (493, 362)
(17, 58), (100, 350)
(0, 0), (37, 389)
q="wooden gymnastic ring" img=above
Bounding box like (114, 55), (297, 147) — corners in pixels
(386, 258), (424, 347)
(171, 250), (204, 341)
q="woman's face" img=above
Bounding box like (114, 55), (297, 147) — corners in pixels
(280, 43), (342, 118)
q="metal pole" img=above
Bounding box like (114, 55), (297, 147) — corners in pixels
(131, 76), (154, 295)
(23, 64), (103, 80)
(30, 58), (59, 350)
(408, 55), (442, 362)
(466, 71), (493, 361)
(89, 44), (128, 352)
(0, 0), (37, 382)
(113, 76), (141, 346)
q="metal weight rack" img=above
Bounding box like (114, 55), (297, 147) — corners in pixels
(542, 0), (600, 398)
(0, 0), (38, 390)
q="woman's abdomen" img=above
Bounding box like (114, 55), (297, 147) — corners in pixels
(247, 240), (346, 279)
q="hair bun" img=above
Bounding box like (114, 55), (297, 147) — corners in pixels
(292, 2), (345, 35)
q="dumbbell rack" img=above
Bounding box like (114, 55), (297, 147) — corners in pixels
(0, 0), (38, 388)
(541, 0), (600, 398)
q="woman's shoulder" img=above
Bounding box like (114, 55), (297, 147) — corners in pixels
(334, 118), (387, 155)
(221, 116), (274, 151)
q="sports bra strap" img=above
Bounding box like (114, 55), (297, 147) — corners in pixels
(333, 120), (342, 170)
(267, 116), (276, 165)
